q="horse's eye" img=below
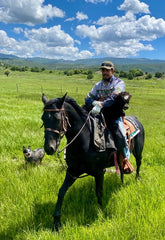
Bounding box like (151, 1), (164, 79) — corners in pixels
(41, 113), (52, 121)
(54, 112), (61, 119)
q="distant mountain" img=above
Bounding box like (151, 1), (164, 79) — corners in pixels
(21, 56), (165, 65)
(0, 53), (19, 59)
(0, 53), (165, 73)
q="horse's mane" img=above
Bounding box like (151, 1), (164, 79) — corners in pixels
(44, 96), (88, 122)
(65, 97), (88, 121)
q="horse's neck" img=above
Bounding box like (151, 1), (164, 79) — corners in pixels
(65, 104), (90, 142)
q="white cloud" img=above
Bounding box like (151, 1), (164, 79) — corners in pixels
(76, 6), (165, 58)
(95, 12), (135, 26)
(76, 11), (88, 21)
(136, 16), (165, 40)
(0, 30), (17, 47)
(118, 0), (150, 14)
(85, 0), (110, 3)
(24, 26), (74, 47)
(75, 40), (81, 45)
(65, 17), (75, 22)
(0, 0), (65, 25)
(65, 11), (88, 23)
(91, 39), (153, 58)
(0, 0), (164, 60)
(13, 27), (24, 34)
(0, 27), (93, 60)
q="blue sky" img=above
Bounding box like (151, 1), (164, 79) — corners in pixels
(0, 0), (165, 60)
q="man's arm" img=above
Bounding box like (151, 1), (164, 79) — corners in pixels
(85, 83), (99, 107)
(102, 79), (125, 108)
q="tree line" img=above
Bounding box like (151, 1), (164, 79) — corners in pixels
(1, 62), (164, 79)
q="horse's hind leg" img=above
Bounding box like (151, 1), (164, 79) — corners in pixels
(94, 171), (104, 206)
(132, 141), (143, 179)
(132, 120), (144, 180)
(135, 154), (142, 179)
(53, 171), (76, 231)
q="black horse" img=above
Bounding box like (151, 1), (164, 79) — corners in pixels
(41, 93), (144, 231)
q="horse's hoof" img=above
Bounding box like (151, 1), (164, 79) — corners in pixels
(136, 175), (141, 181)
(52, 216), (61, 232)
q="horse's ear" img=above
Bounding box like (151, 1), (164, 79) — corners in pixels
(61, 92), (67, 105)
(42, 93), (48, 105)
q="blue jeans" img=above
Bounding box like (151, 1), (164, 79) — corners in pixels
(115, 117), (130, 159)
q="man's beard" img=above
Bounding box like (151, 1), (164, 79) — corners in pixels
(103, 77), (110, 82)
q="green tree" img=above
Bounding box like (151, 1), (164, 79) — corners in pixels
(145, 73), (152, 79)
(119, 70), (128, 78)
(31, 66), (40, 72)
(87, 73), (94, 79)
(155, 72), (163, 78)
(135, 69), (143, 77)
(41, 67), (46, 71)
(127, 72), (134, 80)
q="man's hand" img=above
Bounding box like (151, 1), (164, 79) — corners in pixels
(91, 102), (103, 115)
(92, 100), (102, 106)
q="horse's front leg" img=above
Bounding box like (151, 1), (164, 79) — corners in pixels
(53, 171), (76, 232)
(94, 171), (104, 206)
(117, 151), (124, 183)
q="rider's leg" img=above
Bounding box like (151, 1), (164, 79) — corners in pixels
(115, 117), (130, 160)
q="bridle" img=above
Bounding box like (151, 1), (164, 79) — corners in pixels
(42, 107), (71, 136)
(41, 106), (92, 153)
(41, 106), (92, 179)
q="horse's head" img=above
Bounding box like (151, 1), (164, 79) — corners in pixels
(41, 93), (67, 155)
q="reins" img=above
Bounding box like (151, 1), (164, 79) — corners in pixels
(42, 106), (92, 178)
(57, 110), (92, 153)
(56, 109), (92, 180)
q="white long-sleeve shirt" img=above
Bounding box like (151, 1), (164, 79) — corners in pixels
(85, 75), (125, 107)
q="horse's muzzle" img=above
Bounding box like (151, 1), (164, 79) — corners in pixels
(44, 143), (57, 155)
(44, 132), (60, 155)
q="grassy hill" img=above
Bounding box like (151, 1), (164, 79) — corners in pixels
(0, 70), (165, 239)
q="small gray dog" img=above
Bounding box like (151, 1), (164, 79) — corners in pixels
(23, 146), (45, 165)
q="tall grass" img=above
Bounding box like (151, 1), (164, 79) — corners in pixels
(0, 70), (165, 239)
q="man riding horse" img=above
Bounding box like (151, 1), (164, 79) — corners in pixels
(85, 61), (132, 172)
(41, 78), (144, 230)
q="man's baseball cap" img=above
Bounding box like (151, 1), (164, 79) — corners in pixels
(100, 61), (114, 70)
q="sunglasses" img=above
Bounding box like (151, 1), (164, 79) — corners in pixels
(101, 63), (113, 67)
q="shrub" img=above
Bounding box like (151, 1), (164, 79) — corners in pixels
(145, 73), (152, 79)
(87, 73), (94, 79)
(4, 70), (10, 76)
(155, 72), (163, 78)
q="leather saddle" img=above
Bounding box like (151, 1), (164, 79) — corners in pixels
(90, 115), (140, 174)
(90, 114), (140, 152)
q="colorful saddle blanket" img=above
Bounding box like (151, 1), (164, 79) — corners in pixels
(123, 116), (140, 146)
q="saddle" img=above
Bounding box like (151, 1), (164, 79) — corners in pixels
(123, 116), (140, 148)
(91, 115), (140, 152)
(91, 115), (140, 174)
(90, 114), (116, 152)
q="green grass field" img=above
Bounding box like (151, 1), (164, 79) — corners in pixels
(0, 70), (165, 240)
